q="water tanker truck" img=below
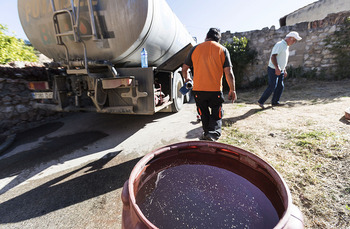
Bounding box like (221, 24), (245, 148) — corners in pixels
(18, 0), (195, 114)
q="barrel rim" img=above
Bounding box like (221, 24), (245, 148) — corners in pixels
(127, 141), (293, 229)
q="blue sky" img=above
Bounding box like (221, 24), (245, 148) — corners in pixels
(1, 0), (317, 41)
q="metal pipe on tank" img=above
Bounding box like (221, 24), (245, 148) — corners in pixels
(87, 0), (98, 41)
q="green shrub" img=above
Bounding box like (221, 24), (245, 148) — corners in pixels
(0, 24), (38, 64)
(222, 37), (257, 90)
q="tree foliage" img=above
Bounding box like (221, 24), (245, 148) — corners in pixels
(0, 24), (38, 64)
(325, 17), (350, 79)
(223, 37), (257, 88)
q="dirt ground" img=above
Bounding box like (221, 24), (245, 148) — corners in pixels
(219, 78), (350, 228)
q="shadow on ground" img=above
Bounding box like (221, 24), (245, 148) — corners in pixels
(339, 116), (350, 125)
(0, 112), (172, 194)
(0, 128), (108, 193)
(223, 108), (263, 126)
(0, 152), (142, 223)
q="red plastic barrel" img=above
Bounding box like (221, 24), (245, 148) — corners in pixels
(121, 141), (304, 229)
(345, 107), (350, 120)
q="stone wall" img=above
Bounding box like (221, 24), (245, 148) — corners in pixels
(221, 11), (350, 85)
(0, 64), (60, 136)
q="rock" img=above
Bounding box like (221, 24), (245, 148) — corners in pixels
(15, 104), (29, 114)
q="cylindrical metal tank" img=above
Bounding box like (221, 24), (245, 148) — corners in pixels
(18, 0), (195, 67)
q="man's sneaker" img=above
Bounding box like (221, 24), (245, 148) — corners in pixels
(199, 133), (217, 141)
(206, 133), (218, 142)
(257, 102), (265, 109)
(199, 133), (208, 141)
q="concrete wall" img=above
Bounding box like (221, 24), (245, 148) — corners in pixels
(221, 11), (350, 85)
(284, 0), (350, 26)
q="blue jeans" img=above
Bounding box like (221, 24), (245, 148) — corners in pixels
(258, 67), (284, 105)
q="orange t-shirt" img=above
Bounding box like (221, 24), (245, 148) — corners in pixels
(184, 41), (232, 91)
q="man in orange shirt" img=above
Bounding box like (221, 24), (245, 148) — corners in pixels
(182, 28), (236, 141)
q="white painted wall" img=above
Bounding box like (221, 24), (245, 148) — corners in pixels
(286, 0), (350, 25)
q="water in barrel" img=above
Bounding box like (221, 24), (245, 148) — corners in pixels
(136, 164), (279, 229)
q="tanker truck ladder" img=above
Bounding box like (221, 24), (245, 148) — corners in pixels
(50, 0), (99, 75)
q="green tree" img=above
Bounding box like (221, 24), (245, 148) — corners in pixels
(325, 17), (350, 79)
(0, 24), (38, 64)
(223, 37), (257, 88)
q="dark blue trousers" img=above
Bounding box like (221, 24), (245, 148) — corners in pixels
(258, 66), (285, 105)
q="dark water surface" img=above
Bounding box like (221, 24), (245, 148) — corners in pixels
(136, 164), (279, 229)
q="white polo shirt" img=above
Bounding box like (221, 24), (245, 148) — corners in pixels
(268, 39), (289, 71)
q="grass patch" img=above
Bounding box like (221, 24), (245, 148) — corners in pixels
(220, 127), (255, 148)
(219, 124), (350, 228)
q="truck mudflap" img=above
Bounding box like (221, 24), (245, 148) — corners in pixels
(28, 81), (54, 100)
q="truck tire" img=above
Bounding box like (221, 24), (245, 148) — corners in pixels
(171, 71), (184, 112)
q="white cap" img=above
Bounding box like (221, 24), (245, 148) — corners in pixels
(286, 31), (302, 41)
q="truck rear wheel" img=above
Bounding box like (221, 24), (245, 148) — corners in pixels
(171, 71), (184, 112)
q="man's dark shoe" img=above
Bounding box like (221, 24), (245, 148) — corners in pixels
(257, 102), (265, 109)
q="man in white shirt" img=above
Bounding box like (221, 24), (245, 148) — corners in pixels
(258, 31), (302, 109)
